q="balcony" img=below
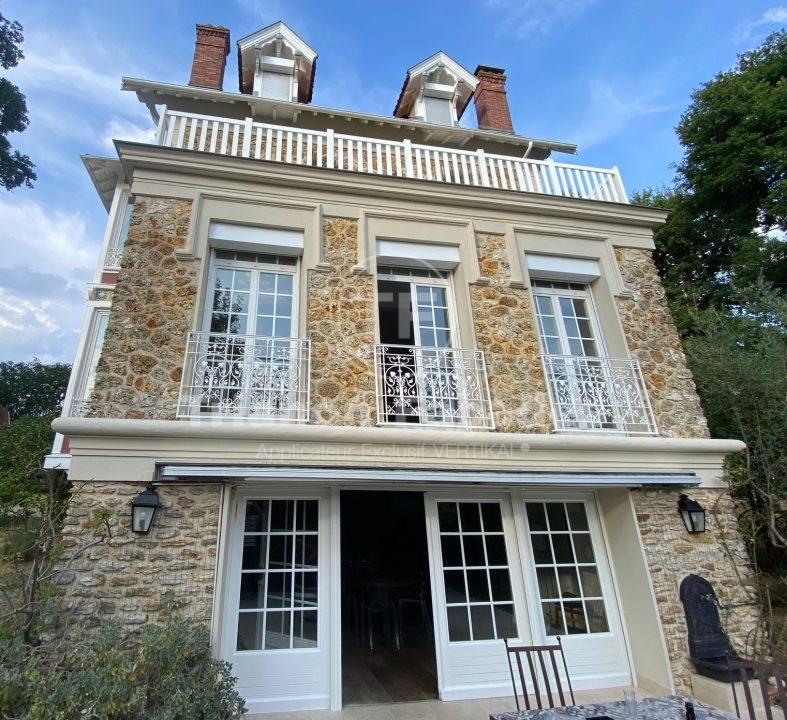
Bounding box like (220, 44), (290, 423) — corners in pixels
(156, 109), (628, 204)
(375, 344), (494, 430)
(177, 332), (310, 421)
(541, 355), (657, 435)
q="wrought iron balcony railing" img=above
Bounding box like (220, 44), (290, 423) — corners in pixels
(69, 398), (91, 417)
(155, 108), (629, 204)
(177, 332), (310, 421)
(104, 248), (124, 269)
(541, 354), (658, 435)
(374, 344), (494, 430)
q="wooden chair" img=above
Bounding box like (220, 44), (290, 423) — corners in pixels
(728, 657), (787, 720)
(504, 637), (575, 711)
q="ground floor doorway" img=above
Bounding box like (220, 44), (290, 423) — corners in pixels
(340, 490), (438, 705)
(219, 484), (632, 713)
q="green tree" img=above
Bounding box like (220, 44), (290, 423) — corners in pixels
(634, 30), (787, 330)
(677, 30), (787, 237)
(0, 11), (35, 190)
(0, 361), (70, 419)
(682, 283), (787, 565)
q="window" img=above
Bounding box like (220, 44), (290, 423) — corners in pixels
(525, 501), (609, 636)
(236, 499), (319, 650)
(106, 199), (132, 268)
(189, 249), (303, 418)
(532, 279), (656, 433)
(71, 311), (108, 416)
(437, 501), (518, 642)
(260, 67), (292, 101)
(423, 94), (453, 125)
(377, 266), (460, 424)
(532, 280), (601, 358)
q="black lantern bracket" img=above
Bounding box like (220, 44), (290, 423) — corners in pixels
(678, 493), (706, 534)
(130, 485), (160, 534)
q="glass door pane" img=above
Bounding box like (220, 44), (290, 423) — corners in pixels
(525, 501), (609, 636)
(237, 499), (319, 651)
(436, 501), (517, 642)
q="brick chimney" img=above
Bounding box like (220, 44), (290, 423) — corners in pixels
(188, 24), (230, 90)
(473, 65), (514, 133)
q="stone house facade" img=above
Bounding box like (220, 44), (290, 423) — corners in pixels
(48, 20), (760, 715)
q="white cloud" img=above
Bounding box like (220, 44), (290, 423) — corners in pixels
(101, 119), (156, 151)
(0, 198), (100, 361)
(0, 198), (94, 289)
(733, 6), (787, 43)
(482, 0), (600, 36)
(565, 78), (674, 150)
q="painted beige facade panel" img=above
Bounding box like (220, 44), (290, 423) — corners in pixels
(632, 488), (761, 694)
(471, 233), (551, 433)
(58, 482), (221, 629)
(308, 217), (377, 425)
(90, 196), (198, 420)
(615, 248), (709, 439)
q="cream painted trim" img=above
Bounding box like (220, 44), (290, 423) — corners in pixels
(53, 417), (744, 454)
(596, 488), (675, 694)
(55, 418), (742, 489)
(516, 230), (632, 357)
(209, 483), (230, 649)
(116, 142), (668, 231)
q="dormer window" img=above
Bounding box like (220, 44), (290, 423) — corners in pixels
(237, 22), (317, 104)
(394, 52), (478, 127)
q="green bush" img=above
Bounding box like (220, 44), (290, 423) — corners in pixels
(0, 618), (247, 719)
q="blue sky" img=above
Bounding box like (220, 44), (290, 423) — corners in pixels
(0, 0), (784, 364)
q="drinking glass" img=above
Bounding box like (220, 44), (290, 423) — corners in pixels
(623, 688), (637, 718)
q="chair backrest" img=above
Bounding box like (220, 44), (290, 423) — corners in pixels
(504, 637), (575, 711)
(728, 657), (787, 720)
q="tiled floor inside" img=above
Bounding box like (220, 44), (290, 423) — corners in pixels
(246, 685), (647, 720)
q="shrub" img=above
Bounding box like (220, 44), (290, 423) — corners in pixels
(0, 618), (247, 720)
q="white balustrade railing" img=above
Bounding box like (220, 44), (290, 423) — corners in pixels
(156, 108), (628, 203)
(177, 332), (310, 421)
(541, 355), (657, 435)
(374, 344), (494, 430)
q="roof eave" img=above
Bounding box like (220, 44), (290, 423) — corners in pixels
(121, 76), (578, 157)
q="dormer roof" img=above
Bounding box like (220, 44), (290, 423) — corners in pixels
(393, 51), (479, 122)
(236, 21), (317, 102)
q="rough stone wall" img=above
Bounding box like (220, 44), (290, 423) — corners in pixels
(616, 248), (709, 438)
(58, 482), (221, 629)
(308, 217), (377, 425)
(90, 197), (198, 420)
(633, 487), (761, 693)
(471, 233), (551, 433)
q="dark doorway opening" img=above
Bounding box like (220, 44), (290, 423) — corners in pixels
(341, 490), (437, 705)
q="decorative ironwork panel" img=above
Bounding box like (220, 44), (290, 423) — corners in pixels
(374, 344), (494, 430)
(69, 399), (91, 417)
(177, 332), (310, 421)
(541, 355), (657, 435)
(104, 248), (124, 269)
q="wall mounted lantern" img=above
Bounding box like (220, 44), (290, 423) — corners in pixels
(131, 486), (160, 534)
(678, 494), (706, 534)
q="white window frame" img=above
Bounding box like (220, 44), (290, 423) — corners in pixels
(531, 280), (607, 359)
(203, 250), (300, 339)
(105, 196), (133, 269)
(68, 309), (109, 416)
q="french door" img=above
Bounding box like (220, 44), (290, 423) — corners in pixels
(425, 493), (531, 700)
(424, 491), (630, 699)
(221, 490), (331, 714)
(199, 250), (300, 418)
(377, 268), (465, 424)
(532, 280), (623, 431)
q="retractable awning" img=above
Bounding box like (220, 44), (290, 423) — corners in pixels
(157, 464), (700, 487)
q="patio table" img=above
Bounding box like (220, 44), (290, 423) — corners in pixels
(490, 695), (737, 720)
